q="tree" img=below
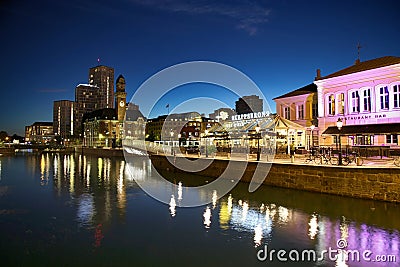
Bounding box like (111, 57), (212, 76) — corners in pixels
(0, 131), (9, 141)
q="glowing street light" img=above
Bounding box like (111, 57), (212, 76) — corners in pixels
(170, 129), (174, 155)
(255, 123), (261, 161)
(205, 129), (209, 158)
(310, 124), (315, 149)
(336, 118), (343, 165)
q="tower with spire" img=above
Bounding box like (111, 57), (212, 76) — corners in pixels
(115, 74), (127, 122)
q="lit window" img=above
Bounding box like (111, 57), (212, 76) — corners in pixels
(363, 88), (371, 112)
(337, 93), (344, 114)
(284, 106), (290, 120)
(379, 86), (389, 110)
(312, 103), (318, 118)
(297, 104), (304, 119)
(386, 134), (398, 145)
(351, 91), (360, 113)
(328, 94), (335, 115)
(393, 84), (400, 108)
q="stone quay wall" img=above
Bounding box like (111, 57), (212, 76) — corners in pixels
(150, 155), (400, 203)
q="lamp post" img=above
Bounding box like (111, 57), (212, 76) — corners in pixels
(178, 133), (181, 146)
(310, 125), (315, 149)
(204, 130), (209, 157)
(170, 129), (174, 155)
(255, 123), (261, 161)
(336, 118), (343, 165)
(205, 123), (211, 157)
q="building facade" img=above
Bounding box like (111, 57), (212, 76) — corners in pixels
(235, 95), (263, 114)
(145, 112), (204, 142)
(53, 100), (74, 140)
(273, 83), (318, 148)
(74, 84), (99, 136)
(115, 75), (127, 122)
(83, 73), (132, 148)
(25, 122), (54, 144)
(314, 56), (400, 148)
(89, 65), (115, 109)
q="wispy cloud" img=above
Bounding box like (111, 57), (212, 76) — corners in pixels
(129, 0), (270, 35)
(37, 89), (68, 93)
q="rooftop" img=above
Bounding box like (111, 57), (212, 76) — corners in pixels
(273, 83), (317, 100)
(316, 56), (400, 80)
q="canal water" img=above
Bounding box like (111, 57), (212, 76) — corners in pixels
(0, 154), (399, 267)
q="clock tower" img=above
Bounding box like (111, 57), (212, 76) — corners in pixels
(115, 74), (127, 122)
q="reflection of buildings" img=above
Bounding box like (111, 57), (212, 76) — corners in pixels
(47, 154), (130, 227)
(25, 121), (54, 144)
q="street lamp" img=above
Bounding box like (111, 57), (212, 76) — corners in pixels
(255, 123), (261, 161)
(205, 129), (209, 158)
(310, 125), (315, 149)
(336, 118), (343, 165)
(170, 129), (174, 155)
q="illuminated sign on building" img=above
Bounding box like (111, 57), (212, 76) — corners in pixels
(231, 111), (270, 121)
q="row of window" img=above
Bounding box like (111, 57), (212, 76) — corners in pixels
(333, 134), (398, 145)
(326, 83), (400, 115)
(283, 103), (318, 120)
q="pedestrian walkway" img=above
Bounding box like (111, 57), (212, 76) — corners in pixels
(164, 151), (400, 169)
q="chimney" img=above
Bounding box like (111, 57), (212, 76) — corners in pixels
(315, 69), (321, 80)
(354, 58), (360, 65)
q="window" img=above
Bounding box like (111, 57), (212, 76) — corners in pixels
(337, 93), (345, 114)
(284, 106), (290, 120)
(363, 88), (371, 112)
(297, 104), (304, 119)
(312, 103), (318, 118)
(386, 134), (398, 144)
(394, 84), (400, 108)
(379, 86), (389, 110)
(328, 94), (335, 115)
(351, 91), (360, 113)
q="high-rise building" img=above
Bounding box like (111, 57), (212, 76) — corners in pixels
(89, 65), (114, 109)
(53, 100), (74, 139)
(235, 95), (263, 114)
(74, 84), (99, 136)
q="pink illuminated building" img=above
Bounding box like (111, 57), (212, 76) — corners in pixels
(314, 56), (400, 148)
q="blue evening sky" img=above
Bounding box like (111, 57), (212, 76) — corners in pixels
(1, 0), (399, 135)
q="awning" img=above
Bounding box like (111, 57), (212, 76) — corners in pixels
(322, 123), (400, 135)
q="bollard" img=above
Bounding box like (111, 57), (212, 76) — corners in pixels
(356, 157), (362, 166)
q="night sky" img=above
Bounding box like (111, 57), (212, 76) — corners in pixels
(1, 0), (399, 135)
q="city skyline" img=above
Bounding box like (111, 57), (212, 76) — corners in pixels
(1, 0), (400, 135)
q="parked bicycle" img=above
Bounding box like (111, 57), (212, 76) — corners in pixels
(342, 151), (364, 166)
(304, 152), (317, 164)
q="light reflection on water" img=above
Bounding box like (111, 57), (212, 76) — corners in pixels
(0, 154), (399, 267)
